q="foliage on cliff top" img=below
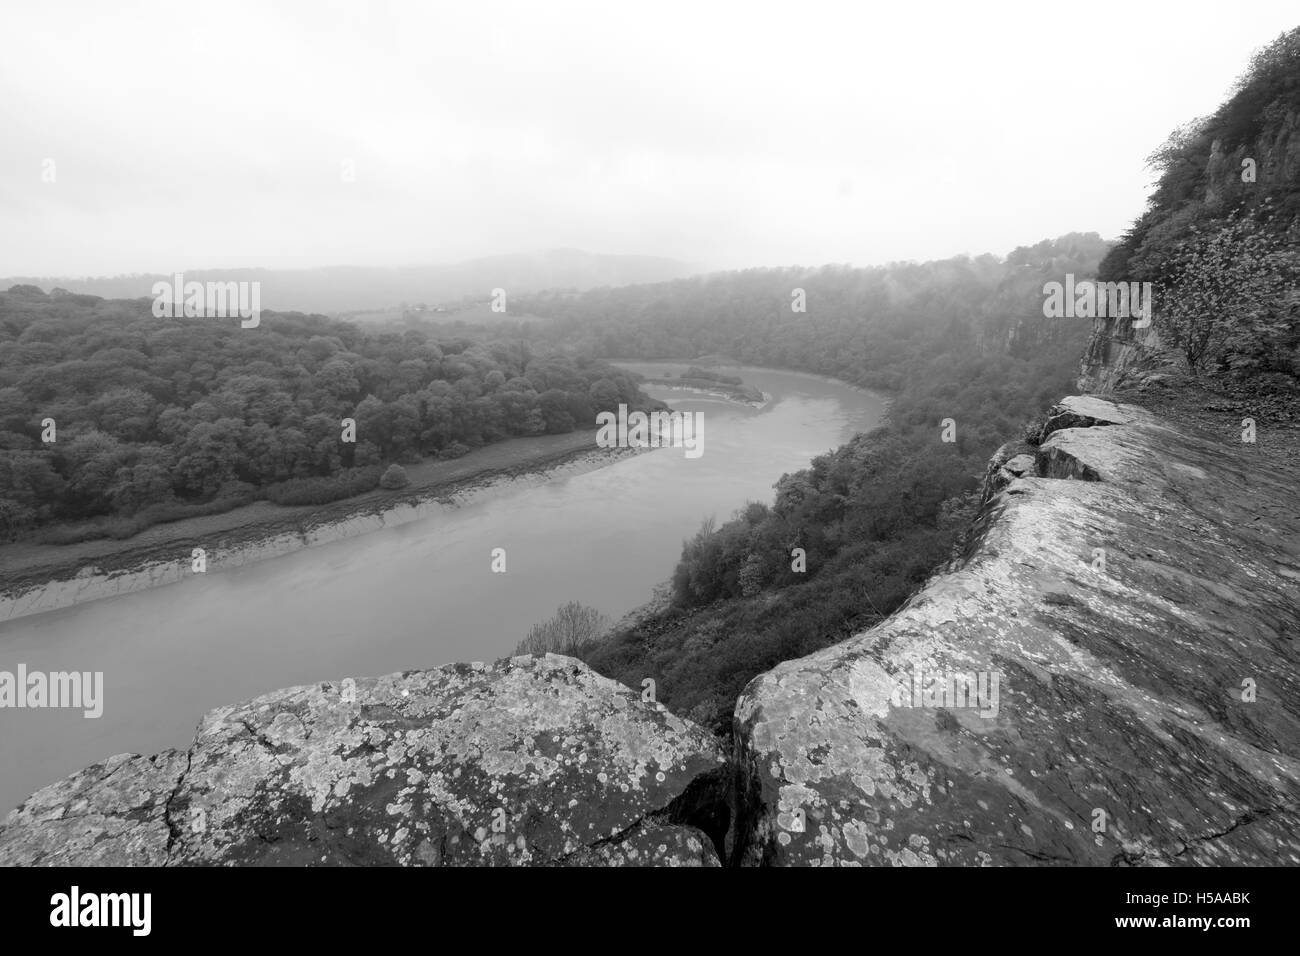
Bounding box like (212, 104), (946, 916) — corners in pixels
(1099, 27), (1300, 383)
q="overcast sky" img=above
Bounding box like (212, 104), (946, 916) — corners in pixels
(2, 0), (1296, 277)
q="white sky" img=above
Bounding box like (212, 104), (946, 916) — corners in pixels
(1, 0), (1296, 277)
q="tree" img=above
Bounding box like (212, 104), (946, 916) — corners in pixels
(88, 387), (160, 442)
(514, 601), (609, 656)
(0, 498), (35, 540)
(107, 446), (176, 513)
(379, 463), (409, 490)
(1157, 217), (1298, 375)
(588, 378), (621, 412)
(538, 389), (576, 433)
(315, 359), (360, 401)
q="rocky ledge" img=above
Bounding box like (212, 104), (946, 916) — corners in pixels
(0, 655), (727, 866)
(733, 395), (1300, 865)
(4, 395), (1298, 866)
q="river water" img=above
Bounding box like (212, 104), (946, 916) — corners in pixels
(0, 364), (883, 813)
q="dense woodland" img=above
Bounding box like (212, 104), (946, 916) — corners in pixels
(510, 234), (1108, 385)
(493, 234), (1110, 733)
(0, 288), (660, 541)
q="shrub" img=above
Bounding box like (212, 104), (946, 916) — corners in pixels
(1157, 217), (1299, 376)
(0, 498), (35, 541)
(379, 463), (410, 490)
(1021, 416), (1045, 446)
(263, 467), (382, 506)
(515, 601), (609, 656)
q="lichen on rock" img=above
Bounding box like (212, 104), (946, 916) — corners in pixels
(732, 396), (1300, 866)
(0, 654), (727, 866)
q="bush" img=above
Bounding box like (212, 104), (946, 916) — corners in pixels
(515, 601), (609, 656)
(263, 467), (382, 506)
(440, 442), (471, 459)
(379, 464), (410, 490)
(0, 498), (35, 541)
(1021, 416), (1045, 446)
(1156, 216), (1299, 376)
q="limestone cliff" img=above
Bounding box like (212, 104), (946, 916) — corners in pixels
(732, 395), (1300, 865)
(3, 397), (1298, 867)
(1203, 107), (1300, 203)
(1077, 313), (1164, 393)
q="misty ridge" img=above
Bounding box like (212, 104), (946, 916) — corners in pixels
(0, 249), (695, 315)
(0, 2), (1298, 900)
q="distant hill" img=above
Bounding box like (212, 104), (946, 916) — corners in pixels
(2, 249), (697, 315)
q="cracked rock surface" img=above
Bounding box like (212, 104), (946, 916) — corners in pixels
(0, 655), (726, 866)
(732, 396), (1300, 866)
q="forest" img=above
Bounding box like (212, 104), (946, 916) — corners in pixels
(0, 287), (660, 542)
(504, 233), (1105, 386)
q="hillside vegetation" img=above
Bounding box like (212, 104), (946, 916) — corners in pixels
(1100, 27), (1300, 383)
(0, 288), (660, 542)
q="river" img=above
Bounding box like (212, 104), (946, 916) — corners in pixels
(0, 364), (884, 813)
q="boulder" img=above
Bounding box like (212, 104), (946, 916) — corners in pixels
(0, 655), (727, 866)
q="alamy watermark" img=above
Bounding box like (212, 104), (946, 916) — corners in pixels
(1043, 275), (1152, 329)
(0, 664), (103, 718)
(889, 667), (1001, 718)
(596, 403), (704, 459)
(151, 272), (261, 328)
(50, 886), (150, 936)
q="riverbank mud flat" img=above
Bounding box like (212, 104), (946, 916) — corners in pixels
(640, 379), (768, 408)
(0, 433), (641, 622)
